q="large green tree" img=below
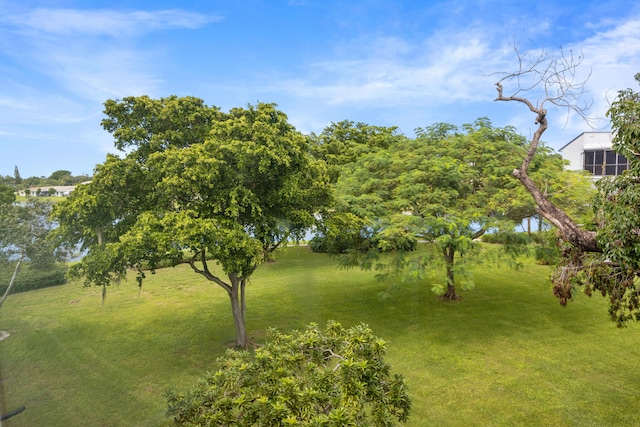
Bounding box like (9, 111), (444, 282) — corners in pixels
(334, 119), (531, 300)
(52, 96), (331, 347)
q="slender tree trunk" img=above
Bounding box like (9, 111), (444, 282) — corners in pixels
(441, 246), (460, 300)
(538, 213), (543, 232)
(188, 256), (249, 348)
(228, 274), (248, 348)
(0, 255), (22, 309)
(96, 226), (104, 245)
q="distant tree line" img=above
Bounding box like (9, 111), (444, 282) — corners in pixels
(0, 167), (92, 192)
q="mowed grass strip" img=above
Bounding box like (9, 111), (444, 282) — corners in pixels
(1, 246), (639, 426)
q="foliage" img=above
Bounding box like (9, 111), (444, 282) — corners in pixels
(48, 170), (72, 181)
(334, 118), (531, 299)
(481, 231), (562, 265)
(14, 165), (22, 183)
(0, 170), (91, 190)
(532, 231), (563, 265)
(515, 146), (596, 227)
(553, 73), (640, 326)
(310, 120), (400, 183)
(166, 321), (411, 426)
(0, 199), (66, 266)
(51, 96), (332, 347)
(310, 212), (372, 254)
(481, 232), (534, 245)
(0, 262), (67, 295)
(0, 183), (15, 205)
(0, 199), (68, 306)
(310, 212), (416, 254)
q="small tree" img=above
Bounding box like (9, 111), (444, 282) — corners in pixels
(166, 321), (411, 426)
(0, 199), (67, 307)
(13, 165), (22, 184)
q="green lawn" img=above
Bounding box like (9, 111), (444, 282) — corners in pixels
(1, 246), (639, 426)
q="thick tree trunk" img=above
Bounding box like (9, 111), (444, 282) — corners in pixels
(441, 246), (461, 300)
(513, 168), (599, 252)
(229, 274), (248, 348)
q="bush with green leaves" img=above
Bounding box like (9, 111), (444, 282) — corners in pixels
(166, 321), (411, 426)
(0, 262), (67, 295)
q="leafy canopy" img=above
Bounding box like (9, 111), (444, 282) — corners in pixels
(52, 97), (331, 346)
(333, 118), (530, 298)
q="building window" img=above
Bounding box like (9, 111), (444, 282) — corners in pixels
(584, 149), (629, 176)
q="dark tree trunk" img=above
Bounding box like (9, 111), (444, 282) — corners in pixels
(441, 246), (461, 300)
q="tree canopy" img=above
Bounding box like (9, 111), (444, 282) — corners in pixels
(329, 118), (535, 300)
(0, 183), (15, 205)
(52, 96), (332, 347)
(310, 120), (401, 183)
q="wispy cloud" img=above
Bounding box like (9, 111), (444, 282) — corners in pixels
(257, 10), (640, 143)
(3, 8), (221, 37)
(0, 8), (219, 102)
(545, 16), (640, 135)
(268, 28), (504, 106)
(0, 6), (222, 175)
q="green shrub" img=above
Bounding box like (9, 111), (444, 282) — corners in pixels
(167, 321), (411, 426)
(0, 262), (67, 295)
(481, 231), (532, 245)
(533, 231), (561, 265)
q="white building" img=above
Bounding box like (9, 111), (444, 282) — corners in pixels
(558, 131), (628, 178)
(18, 185), (77, 197)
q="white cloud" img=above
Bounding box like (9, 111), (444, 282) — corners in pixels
(548, 15), (640, 138)
(256, 11), (640, 145)
(0, 8), (219, 103)
(268, 28), (502, 107)
(3, 8), (221, 37)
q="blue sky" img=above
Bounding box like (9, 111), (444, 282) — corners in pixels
(1, 0), (640, 178)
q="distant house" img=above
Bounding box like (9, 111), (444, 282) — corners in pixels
(18, 185), (77, 197)
(558, 131), (628, 178)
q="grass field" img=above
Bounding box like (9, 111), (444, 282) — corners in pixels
(1, 246), (640, 426)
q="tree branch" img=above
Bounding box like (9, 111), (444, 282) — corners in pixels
(188, 249), (232, 293)
(494, 47), (600, 253)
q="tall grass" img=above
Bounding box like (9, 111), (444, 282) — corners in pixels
(1, 246), (639, 426)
